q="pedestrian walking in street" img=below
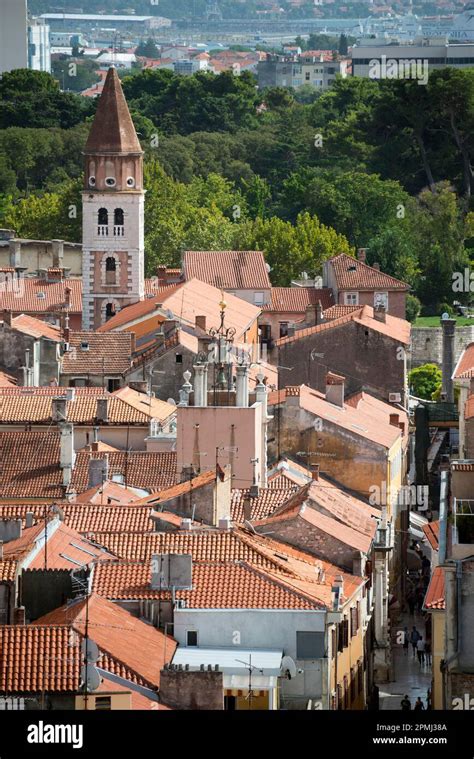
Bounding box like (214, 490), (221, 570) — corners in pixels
(414, 697), (425, 711)
(424, 639), (432, 666)
(410, 626), (421, 656)
(401, 695), (411, 711)
(417, 636), (425, 665)
(402, 626), (409, 655)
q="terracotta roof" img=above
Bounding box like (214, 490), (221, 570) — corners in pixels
(85, 67), (142, 155)
(182, 250), (271, 290)
(0, 625), (81, 692)
(262, 287), (334, 313)
(92, 559), (323, 609)
(36, 594), (176, 689)
(0, 386), (106, 396)
(453, 343), (474, 380)
(255, 492), (375, 555)
(269, 384), (403, 449)
(11, 314), (61, 342)
(0, 503), (155, 535)
(70, 451), (177, 494)
(0, 371), (16, 387)
(328, 253), (410, 291)
(0, 278), (82, 314)
(275, 305), (411, 347)
(61, 332), (132, 375)
(322, 304), (360, 320)
(78, 441), (120, 453)
(231, 487), (296, 521)
(136, 470), (217, 505)
(98, 279), (260, 340)
(73, 480), (144, 505)
(83, 529), (290, 566)
(0, 432), (177, 499)
(422, 520), (440, 551)
(2, 522), (47, 561)
(112, 387), (176, 424)
(26, 522), (114, 570)
(0, 559), (17, 582)
(424, 566), (445, 610)
(0, 389), (172, 425)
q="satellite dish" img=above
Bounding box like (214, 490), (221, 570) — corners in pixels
(81, 638), (100, 663)
(280, 655), (297, 680)
(167, 398), (177, 406)
(80, 664), (101, 692)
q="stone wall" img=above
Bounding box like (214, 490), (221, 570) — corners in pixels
(411, 326), (474, 369)
(159, 667), (224, 710)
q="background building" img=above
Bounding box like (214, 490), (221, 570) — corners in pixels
(0, 0), (28, 74)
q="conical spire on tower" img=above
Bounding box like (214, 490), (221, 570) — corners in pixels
(85, 67), (142, 156)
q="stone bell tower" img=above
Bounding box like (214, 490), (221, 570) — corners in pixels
(82, 67), (145, 329)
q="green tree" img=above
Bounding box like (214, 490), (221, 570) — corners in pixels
(2, 179), (82, 241)
(135, 38), (160, 59)
(408, 364), (442, 400)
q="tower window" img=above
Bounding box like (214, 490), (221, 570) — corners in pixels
(105, 177), (116, 187)
(114, 208), (124, 236)
(105, 302), (116, 320)
(89, 176), (96, 187)
(98, 208), (108, 236)
(105, 257), (117, 285)
(126, 177), (135, 188)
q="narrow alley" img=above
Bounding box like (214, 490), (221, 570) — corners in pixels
(378, 612), (432, 711)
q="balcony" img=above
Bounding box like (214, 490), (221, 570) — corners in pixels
(114, 225), (125, 237)
(97, 225), (109, 237)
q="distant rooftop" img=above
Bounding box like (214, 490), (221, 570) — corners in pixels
(40, 14), (155, 22)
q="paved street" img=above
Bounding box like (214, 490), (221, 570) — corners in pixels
(378, 613), (432, 711)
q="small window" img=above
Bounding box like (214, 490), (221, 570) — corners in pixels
(80, 341), (89, 351)
(105, 256), (117, 285)
(254, 291), (265, 306)
(89, 176), (96, 187)
(279, 322), (289, 338)
(374, 292), (388, 310)
(105, 177), (116, 187)
(175, 354), (183, 364)
(344, 292), (359, 306)
(126, 176), (135, 188)
(95, 696), (111, 711)
(305, 72), (310, 80)
(114, 208), (124, 226)
(107, 378), (120, 392)
(296, 631), (325, 659)
(187, 630), (198, 647)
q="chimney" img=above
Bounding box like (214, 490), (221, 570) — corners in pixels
(311, 464), (320, 481)
(195, 315), (207, 332)
(52, 239), (64, 268)
(235, 364), (249, 408)
(331, 574), (344, 611)
(64, 287), (71, 308)
(218, 517), (232, 531)
(88, 456), (109, 488)
(13, 606), (26, 625)
(0, 519), (22, 542)
(325, 372), (345, 408)
(52, 397), (68, 423)
(59, 423), (75, 486)
(25, 512), (34, 529)
(373, 304), (386, 323)
(389, 413), (400, 428)
(2, 309), (12, 327)
(315, 301), (324, 325)
(243, 495), (252, 522)
(372, 262), (380, 271)
(304, 304), (318, 326)
(92, 426), (99, 444)
(96, 397), (109, 423)
(157, 265), (167, 284)
(129, 381), (148, 393)
(352, 551), (364, 576)
(357, 248), (367, 263)
(129, 332), (136, 355)
(8, 239), (21, 268)
(441, 316), (456, 404)
(180, 518), (192, 531)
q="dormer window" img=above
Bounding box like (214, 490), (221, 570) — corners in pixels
(105, 177), (116, 188)
(80, 341), (90, 351)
